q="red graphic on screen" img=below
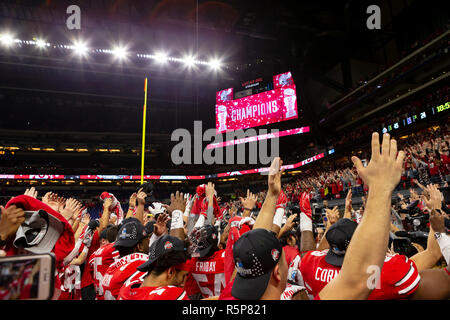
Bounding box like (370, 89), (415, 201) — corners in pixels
(215, 72), (298, 133)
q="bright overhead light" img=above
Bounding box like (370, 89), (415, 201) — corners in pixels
(0, 33), (14, 47)
(112, 46), (127, 59)
(183, 55), (195, 67)
(35, 38), (47, 48)
(154, 52), (168, 63)
(209, 58), (222, 70)
(72, 40), (88, 55)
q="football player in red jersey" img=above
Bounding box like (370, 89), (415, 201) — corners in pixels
(307, 133), (449, 300)
(88, 225), (119, 300)
(77, 198), (114, 300)
(186, 224), (226, 299)
(101, 218), (153, 300)
(299, 218), (425, 299)
(219, 157), (291, 300)
(119, 234), (191, 300)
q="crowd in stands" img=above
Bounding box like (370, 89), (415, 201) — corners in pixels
(328, 85), (449, 148)
(0, 131), (449, 301)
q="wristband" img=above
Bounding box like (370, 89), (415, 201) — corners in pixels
(170, 210), (184, 230)
(435, 232), (450, 265)
(300, 212), (313, 232)
(273, 208), (285, 228)
(243, 207), (253, 211)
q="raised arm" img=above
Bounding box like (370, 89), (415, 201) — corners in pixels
(239, 189), (258, 218)
(134, 190), (147, 224)
(167, 191), (187, 240)
(319, 132), (405, 300)
(344, 189), (353, 219)
(98, 197), (112, 235)
(125, 192), (137, 219)
(316, 206), (340, 251)
(410, 184), (444, 271)
(253, 157), (284, 231)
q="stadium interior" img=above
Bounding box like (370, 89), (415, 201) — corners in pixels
(0, 0), (448, 217)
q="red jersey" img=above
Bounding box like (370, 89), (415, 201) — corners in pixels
(58, 264), (81, 300)
(224, 216), (252, 283)
(119, 285), (188, 300)
(79, 228), (100, 289)
(101, 252), (148, 300)
(0, 288), (11, 300)
(300, 250), (420, 299)
(218, 278), (237, 300)
(337, 180), (344, 192)
(283, 245), (300, 267)
(88, 243), (120, 299)
(189, 249), (226, 298)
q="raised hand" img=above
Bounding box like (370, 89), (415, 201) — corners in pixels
(136, 190), (147, 206)
(268, 157), (284, 196)
(325, 206), (340, 226)
(423, 184), (443, 212)
(45, 192), (63, 212)
(284, 213), (298, 231)
(154, 213), (169, 236)
(165, 191), (186, 214)
(351, 133), (405, 193)
(239, 189), (258, 210)
(129, 192), (137, 209)
(103, 197), (114, 210)
(24, 187), (38, 199)
(61, 198), (82, 221)
(345, 189), (353, 212)
(0, 205), (25, 241)
(205, 182), (215, 200)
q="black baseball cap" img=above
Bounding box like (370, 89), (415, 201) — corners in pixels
(137, 182), (157, 203)
(137, 234), (187, 272)
(114, 218), (146, 248)
(191, 224), (219, 258)
(232, 228), (283, 300)
(325, 218), (358, 267)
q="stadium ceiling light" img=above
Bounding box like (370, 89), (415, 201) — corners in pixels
(154, 51), (168, 63)
(112, 46), (127, 59)
(183, 55), (195, 67)
(209, 58), (222, 70)
(0, 33), (14, 47)
(35, 38), (47, 48)
(72, 40), (88, 55)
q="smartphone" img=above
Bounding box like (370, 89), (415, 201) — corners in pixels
(0, 253), (55, 300)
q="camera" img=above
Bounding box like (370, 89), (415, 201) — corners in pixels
(0, 253), (55, 300)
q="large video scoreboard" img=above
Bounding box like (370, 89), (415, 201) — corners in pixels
(215, 71), (299, 134)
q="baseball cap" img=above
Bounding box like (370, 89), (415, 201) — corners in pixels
(13, 209), (64, 254)
(232, 228), (283, 300)
(325, 218), (358, 267)
(191, 224), (219, 258)
(137, 234), (187, 272)
(114, 218), (146, 248)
